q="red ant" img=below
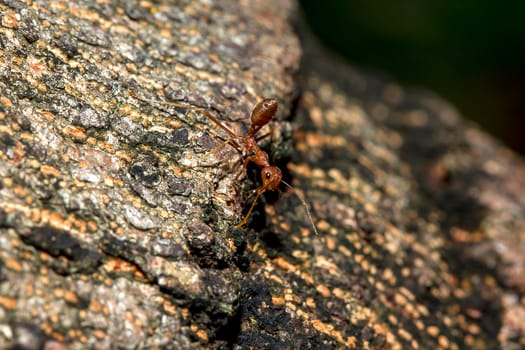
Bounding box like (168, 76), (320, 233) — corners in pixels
(131, 92), (318, 236)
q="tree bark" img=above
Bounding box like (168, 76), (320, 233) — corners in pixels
(0, 0), (524, 349)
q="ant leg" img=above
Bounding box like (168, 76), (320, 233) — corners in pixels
(204, 139), (238, 160)
(128, 91), (238, 139)
(235, 191), (262, 228)
(255, 132), (271, 142)
(180, 139), (242, 171)
(235, 184), (270, 228)
(235, 156), (253, 181)
(158, 101), (238, 138)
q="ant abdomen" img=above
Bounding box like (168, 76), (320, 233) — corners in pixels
(248, 98), (278, 136)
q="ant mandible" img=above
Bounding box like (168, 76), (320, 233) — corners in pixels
(133, 92), (319, 236)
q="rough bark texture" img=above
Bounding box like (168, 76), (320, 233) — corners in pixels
(0, 0), (524, 349)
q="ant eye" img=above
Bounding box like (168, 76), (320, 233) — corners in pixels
(265, 171), (271, 179)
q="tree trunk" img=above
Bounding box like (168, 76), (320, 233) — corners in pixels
(0, 0), (524, 349)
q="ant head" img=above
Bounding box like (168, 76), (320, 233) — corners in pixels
(250, 98), (278, 129)
(260, 166), (282, 191)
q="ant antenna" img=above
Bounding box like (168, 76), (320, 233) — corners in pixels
(280, 180), (319, 236)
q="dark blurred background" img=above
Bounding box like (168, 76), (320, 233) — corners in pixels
(300, 1), (525, 155)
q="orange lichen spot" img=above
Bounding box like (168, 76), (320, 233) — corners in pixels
(1, 10), (19, 28)
(394, 293), (407, 306)
(39, 266), (49, 276)
(311, 319), (332, 333)
(63, 125), (87, 141)
(5, 258), (23, 272)
(417, 303), (430, 317)
(78, 160), (89, 169)
(36, 82), (47, 94)
(316, 284), (331, 298)
(404, 302), (418, 318)
(102, 305), (110, 315)
(103, 257), (142, 277)
(283, 290), (296, 303)
(337, 244), (352, 257)
(272, 257), (297, 273)
(104, 176), (114, 187)
(287, 302), (298, 313)
(41, 321), (53, 335)
(79, 309), (87, 319)
(64, 290), (79, 304)
(0, 295), (17, 310)
(93, 329), (106, 339)
(414, 320), (425, 331)
(13, 185), (28, 197)
(98, 141), (115, 153)
(300, 271), (314, 284)
(353, 254), (364, 263)
(208, 53), (219, 62)
(51, 332), (65, 342)
(41, 165), (62, 177)
(306, 297), (316, 309)
(360, 258), (371, 272)
(0, 96), (13, 107)
(265, 271), (282, 284)
(90, 299), (103, 313)
(465, 334), (475, 346)
(69, 216), (86, 233)
(465, 307), (482, 319)
(332, 287), (345, 299)
(60, 153), (71, 163)
(27, 208), (40, 223)
(272, 296), (285, 306)
(163, 300), (178, 316)
(401, 267), (410, 277)
(279, 221), (291, 232)
(382, 268), (396, 284)
(47, 211), (67, 229)
(467, 323), (481, 335)
(438, 335), (450, 348)
(399, 286), (415, 301)
(291, 249), (309, 260)
(398, 328), (412, 341)
(87, 220), (98, 232)
(345, 336), (357, 347)
(116, 150), (132, 163)
(191, 324), (209, 342)
(311, 319), (352, 346)
(25, 284), (34, 298)
(3, 177), (13, 187)
(317, 235), (337, 250)
(53, 288), (64, 298)
(388, 314), (398, 325)
(67, 329), (77, 338)
(426, 325), (440, 337)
